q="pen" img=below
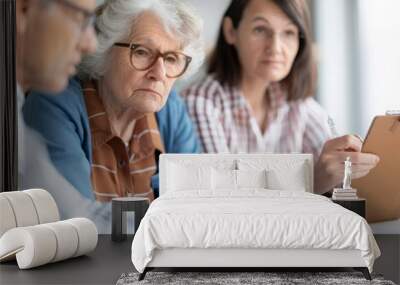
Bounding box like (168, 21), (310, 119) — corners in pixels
(327, 116), (364, 143)
(327, 116), (339, 138)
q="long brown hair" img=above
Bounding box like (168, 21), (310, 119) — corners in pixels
(208, 0), (314, 101)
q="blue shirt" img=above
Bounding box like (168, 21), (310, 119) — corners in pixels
(23, 78), (201, 199)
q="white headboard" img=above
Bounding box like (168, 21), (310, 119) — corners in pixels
(159, 154), (314, 195)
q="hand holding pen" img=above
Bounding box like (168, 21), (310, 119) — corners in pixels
(313, 117), (380, 194)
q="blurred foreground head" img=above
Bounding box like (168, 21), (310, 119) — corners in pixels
(16, 0), (97, 92)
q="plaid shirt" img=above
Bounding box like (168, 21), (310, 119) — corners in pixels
(83, 81), (164, 202)
(182, 75), (333, 161)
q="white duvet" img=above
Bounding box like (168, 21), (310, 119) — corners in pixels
(131, 190), (380, 273)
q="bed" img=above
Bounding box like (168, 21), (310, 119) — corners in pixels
(131, 154), (381, 280)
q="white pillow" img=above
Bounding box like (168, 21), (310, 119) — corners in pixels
(266, 163), (307, 191)
(238, 159), (309, 192)
(211, 169), (268, 190)
(212, 168), (237, 190)
(167, 163), (212, 191)
(236, 169), (268, 189)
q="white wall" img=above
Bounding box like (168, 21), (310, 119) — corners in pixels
(314, 0), (354, 135)
(315, 0), (400, 137)
(182, 0), (230, 50)
(358, 0), (400, 135)
(175, 0), (231, 90)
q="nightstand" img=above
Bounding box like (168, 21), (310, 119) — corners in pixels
(331, 198), (366, 218)
(111, 197), (149, 242)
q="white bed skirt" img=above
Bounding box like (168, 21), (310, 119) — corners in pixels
(148, 248), (366, 268)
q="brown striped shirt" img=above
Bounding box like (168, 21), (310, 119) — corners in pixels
(83, 81), (164, 202)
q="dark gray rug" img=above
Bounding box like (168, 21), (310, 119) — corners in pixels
(116, 272), (396, 285)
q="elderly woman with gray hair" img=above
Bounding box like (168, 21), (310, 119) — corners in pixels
(23, 0), (205, 204)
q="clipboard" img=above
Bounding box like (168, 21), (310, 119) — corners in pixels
(352, 114), (400, 223)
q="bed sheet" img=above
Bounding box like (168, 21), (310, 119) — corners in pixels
(131, 190), (380, 273)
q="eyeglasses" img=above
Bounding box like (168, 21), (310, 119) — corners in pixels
(54, 0), (96, 31)
(114, 43), (192, 78)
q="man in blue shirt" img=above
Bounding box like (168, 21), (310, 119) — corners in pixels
(16, 0), (118, 233)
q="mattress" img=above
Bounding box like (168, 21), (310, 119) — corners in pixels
(131, 190), (380, 273)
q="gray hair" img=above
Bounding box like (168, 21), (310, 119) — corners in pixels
(78, 0), (204, 80)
